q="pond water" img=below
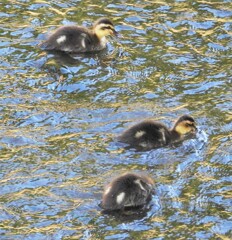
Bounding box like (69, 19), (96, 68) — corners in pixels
(0, 0), (231, 239)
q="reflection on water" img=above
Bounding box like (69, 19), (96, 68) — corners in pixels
(0, 0), (231, 239)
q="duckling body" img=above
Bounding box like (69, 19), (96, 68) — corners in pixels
(100, 173), (154, 211)
(40, 18), (117, 53)
(118, 115), (197, 151)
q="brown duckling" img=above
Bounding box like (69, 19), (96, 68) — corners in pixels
(40, 18), (118, 53)
(100, 173), (154, 211)
(118, 115), (197, 151)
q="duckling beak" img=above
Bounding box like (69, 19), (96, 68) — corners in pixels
(111, 29), (124, 42)
(192, 125), (198, 134)
(111, 29), (119, 37)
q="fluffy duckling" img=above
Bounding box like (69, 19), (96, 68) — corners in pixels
(40, 18), (118, 53)
(100, 173), (154, 211)
(118, 115), (197, 151)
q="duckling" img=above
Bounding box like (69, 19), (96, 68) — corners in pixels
(118, 115), (197, 151)
(100, 173), (154, 211)
(40, 18), (118, 53)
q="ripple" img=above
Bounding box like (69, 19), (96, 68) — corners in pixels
(0, 0), (231, 239)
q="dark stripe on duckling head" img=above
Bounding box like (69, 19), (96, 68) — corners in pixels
(100, 25), (114, 30)
(93, 19), (118, 38)
(174, 115), (197, 135)
(99, 25), (118, 36)
(177, 115), (195, 124)
(94, 18), (114, 27)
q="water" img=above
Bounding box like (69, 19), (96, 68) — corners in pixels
(0, 0), (231, 239)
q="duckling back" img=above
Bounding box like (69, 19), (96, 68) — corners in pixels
(118, 120), (171, 151)
(101, 173), (154, 211)
(40, 26), (101, 53)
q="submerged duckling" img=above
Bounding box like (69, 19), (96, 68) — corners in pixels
(40, 18), (118, 53)
(118, 115), (197, 151)
(100, 173), (154, 211)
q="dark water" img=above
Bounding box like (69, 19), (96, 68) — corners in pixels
(0, 0), (231, 239)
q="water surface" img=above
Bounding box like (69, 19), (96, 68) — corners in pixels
(0, 0), (231, 239)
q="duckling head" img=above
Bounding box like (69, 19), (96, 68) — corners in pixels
(173, 115), (197, 136)
(93, 18), (118, 39)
